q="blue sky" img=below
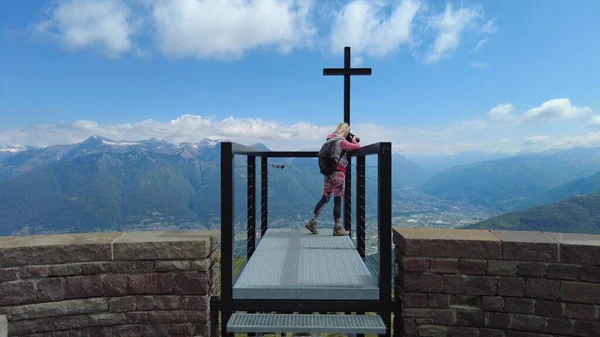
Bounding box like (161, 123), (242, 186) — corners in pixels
(1, 0), (599, 155)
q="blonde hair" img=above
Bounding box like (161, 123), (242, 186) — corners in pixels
(334, 122), (350, 138)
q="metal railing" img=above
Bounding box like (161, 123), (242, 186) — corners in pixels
(212, 140), (396, 337)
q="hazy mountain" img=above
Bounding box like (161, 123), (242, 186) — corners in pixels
(406, 151), (514, 173)
(390, 153), (434, 188)
(512, 170), (600, 210)
(0, 144), (329, 236)
(0, 145), (38, 162)
(6, 135), (600, 236)
(418, 147), (600, 210)
(0, 144), (76, 180)
(0, 136), (384, 236)
(466, 193), (600, 234)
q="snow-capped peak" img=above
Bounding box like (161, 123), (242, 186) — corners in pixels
(198, 138), (220, 147)
(177, 142), (198, 149)
(101, 140), (138, 146)
(0, 144), (33, 153)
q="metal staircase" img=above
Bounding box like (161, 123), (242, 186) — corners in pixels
(227, 313), (387, 334)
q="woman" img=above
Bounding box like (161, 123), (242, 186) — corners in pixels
(306, 122), (361, 236)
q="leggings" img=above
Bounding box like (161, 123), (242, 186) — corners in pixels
(313, 195), (342, 221)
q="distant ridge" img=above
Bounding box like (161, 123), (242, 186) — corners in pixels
(417, 146), (600, 210)
(465, 193), (600, 234)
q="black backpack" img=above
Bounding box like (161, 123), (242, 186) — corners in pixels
(318, 139), (345, 176)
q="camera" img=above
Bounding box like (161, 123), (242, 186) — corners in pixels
(347, 132), (360, 143)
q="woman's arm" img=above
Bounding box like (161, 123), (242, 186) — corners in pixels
(340, 138), (361, 150)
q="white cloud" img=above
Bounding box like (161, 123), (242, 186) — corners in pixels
(352, 56), (364, 67)
(73, 120), (101, 130)
(424, 3), (485, 64)
(32, 0), (138, 57)
(522, 98), (593, 121)
(329, 0), (421, 58)
(1, 98), (596, 156)
(150, 0), (317, 60)
(28, 0), (499, 65)
(31, 0), (317, 59)
(486, 99), (594, 124)
(589, 116), (600, 127)
(524, 136), (553, 145)
(487, 103), (516, 123)
(520, 133), (600, 152)
(0, 115), (333, 151)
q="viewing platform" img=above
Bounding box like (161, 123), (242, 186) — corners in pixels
(232, 227), (379, 300)
(211, 140), (396, 336)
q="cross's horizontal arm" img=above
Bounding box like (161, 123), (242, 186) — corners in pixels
(323, 68), (372, 76)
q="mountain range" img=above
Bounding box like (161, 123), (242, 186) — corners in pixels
(466, 193), (600, 234)
(417, 146), (600, 211)
(3, 136), (600, 236)
(0, 136), (392, 236)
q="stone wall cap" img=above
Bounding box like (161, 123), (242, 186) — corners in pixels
(113, 230), (220, 244)
(0, 232), (124, 249)
(393, 228), (500, 241)
(112, 230), (219, 260)
(491, 230), (558, 244)
(0, 230), (221, 250)
(544, 232), (600, 246)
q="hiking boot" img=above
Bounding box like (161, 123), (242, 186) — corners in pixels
(305, 219), (318, 234)
(333, 225), (349, 236)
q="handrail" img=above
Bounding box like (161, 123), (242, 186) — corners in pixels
(231, 142), (260, 155)
(348, 142), (388, 157)
(235, 150), (319, 157)
(226, 141), (387, 157)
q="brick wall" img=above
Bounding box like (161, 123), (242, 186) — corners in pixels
(394, 228), (600, 337)
(0, 230), (219, 337)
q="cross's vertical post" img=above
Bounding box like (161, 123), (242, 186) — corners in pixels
(323, 46), (372, 235)
(344, 47), (351, 124)
(323, 46), (372, 125)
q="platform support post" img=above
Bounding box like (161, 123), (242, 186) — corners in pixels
(357, 155), (366, 259)
(220, 142), (235, 337)
(210, 310), (219, 337)
(378, 142), (393, 337)
(393, 297), (403, 337)
(261, 156), (268, 236)
(247, 155), (257, 337)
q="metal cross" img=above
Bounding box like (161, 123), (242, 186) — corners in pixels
(323, 46), (372, 125)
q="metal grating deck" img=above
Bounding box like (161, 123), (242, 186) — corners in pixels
(233, 228), (379, 300)
(227, 313), (387, 334)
